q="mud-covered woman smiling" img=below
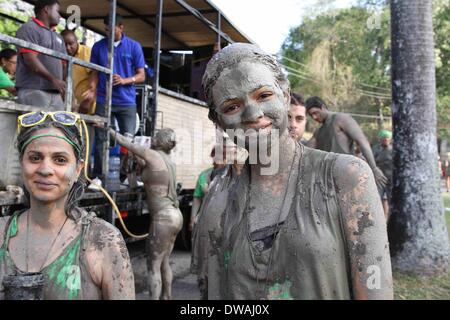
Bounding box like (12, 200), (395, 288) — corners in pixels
(198, 43), (393, 300)
(0, 112), (135, 300)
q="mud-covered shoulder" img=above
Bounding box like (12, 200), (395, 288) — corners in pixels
(84, 216), (135, 299)
(333, 154), (374, 193)
(85, 217), (128, 256)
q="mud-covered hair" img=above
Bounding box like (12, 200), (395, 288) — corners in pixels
(153, 128), (176, 153)
(202, 43), (290, 123)
(16, 119), (86, 219)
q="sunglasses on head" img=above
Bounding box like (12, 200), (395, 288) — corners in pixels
(17, 111), (82, 136)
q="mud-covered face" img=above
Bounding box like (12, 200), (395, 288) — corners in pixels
(308, 107), (327, 124)
(211, 60), (288, 147)
(21, 128), (83, 204)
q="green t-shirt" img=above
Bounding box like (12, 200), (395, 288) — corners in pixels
(0, 68), (14, 89)
(193, 167), (213, 198)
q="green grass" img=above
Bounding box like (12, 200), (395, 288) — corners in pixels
(392, 194), (450, 300)
(393, 271), (450, 300)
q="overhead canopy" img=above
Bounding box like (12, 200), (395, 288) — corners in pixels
(24, 0), (254, 50)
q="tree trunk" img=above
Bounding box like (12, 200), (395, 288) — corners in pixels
(388, 0), (450, 274)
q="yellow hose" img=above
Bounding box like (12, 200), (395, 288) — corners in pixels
(81, 119), (148, 239)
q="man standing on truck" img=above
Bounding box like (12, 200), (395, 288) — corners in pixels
(83, 13), (146, 180)
(15, 0), (66, 110)
(61, 29), (96, 165)
(109, 128), (182, 300)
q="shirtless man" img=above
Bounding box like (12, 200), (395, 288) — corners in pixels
(306, 96), (388, 188)
(109, 128), (182, 300)
(197, 43), (393, 299)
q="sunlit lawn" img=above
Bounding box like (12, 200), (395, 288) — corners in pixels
(392, 193), (450, 300)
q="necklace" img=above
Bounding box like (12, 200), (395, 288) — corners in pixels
(26, 211), (69, 272)
(245, 142), (302, 299)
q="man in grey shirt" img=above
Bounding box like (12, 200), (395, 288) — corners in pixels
(15, 0), (66, 111)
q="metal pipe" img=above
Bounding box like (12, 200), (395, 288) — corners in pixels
(216, 11), (221, 47)
(151, 0), (164, 137)
(115, 0), (187, 48)
(65, 60), (73, 111)
(102, 0), (117, 181)
(174, 0), (234, 44)
(0, 33), (111, 74)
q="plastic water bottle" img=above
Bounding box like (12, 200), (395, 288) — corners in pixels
(106, 156), (121, 192)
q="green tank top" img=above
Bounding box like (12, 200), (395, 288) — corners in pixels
(0, 210), (94, 300)
(147, 150), (180, 213)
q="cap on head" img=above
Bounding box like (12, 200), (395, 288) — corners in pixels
(378, 130), (392, 139)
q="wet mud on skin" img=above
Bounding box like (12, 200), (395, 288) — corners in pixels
(334, 155), (393, 299)
(84, 218), (135, 299)
(211, 62), (286, 127)
(146, 209), (183, 300)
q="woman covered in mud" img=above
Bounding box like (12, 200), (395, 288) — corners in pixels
(0, 111), (135, 300)
(197, 43), (393, 300)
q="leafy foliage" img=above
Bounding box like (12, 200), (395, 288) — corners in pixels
(281, 0), (449, 140)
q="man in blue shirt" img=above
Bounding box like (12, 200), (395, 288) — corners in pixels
(83, 14), (145, 178)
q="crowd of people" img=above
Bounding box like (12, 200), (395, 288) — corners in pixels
(0, 0), (427, 301)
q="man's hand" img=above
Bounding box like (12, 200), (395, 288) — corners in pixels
(113, 74), (127, 86)
(51, 78), (66, 98)
(188, 216), (197, 233)
(82, 88), (95, 102)
(373, 167), (388, 189)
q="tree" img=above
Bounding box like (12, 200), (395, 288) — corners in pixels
(281, 5), (393, 141)
(388, 0), (450, 274)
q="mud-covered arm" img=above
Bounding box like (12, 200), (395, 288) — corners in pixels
(189, 197), (202, 232)
(85, 221), (135, 300)
(334, 155), (393, 300)
(99, 226), (135, 299)
(109, 129), (153, 161)
(337, 115), (387, 187)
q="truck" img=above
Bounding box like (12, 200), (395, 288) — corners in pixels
(0, 0), (254, 250)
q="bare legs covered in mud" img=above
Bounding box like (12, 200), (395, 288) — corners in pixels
(146, 208), (183, 300)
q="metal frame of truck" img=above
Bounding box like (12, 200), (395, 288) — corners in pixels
(0, 0), (253, 248)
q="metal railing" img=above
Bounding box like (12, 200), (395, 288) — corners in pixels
(0, 0), (117, 180)
(0, 33), (111, 112)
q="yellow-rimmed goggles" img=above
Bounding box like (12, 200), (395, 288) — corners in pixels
(17, 111), (82, 136)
